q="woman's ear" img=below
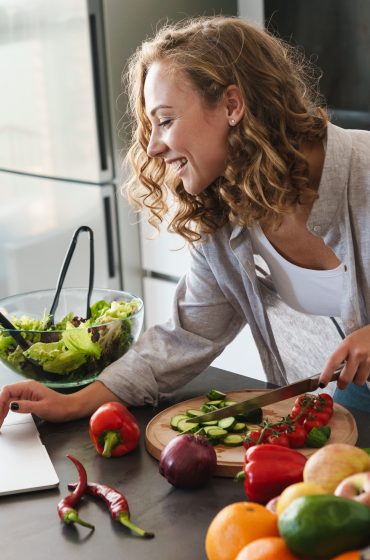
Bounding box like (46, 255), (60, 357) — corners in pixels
(225, 84), (245, 126)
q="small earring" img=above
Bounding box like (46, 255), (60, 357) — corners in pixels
(230, 119), (236, 126)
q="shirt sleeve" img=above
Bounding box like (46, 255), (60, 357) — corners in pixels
(98, 243), (246, 406)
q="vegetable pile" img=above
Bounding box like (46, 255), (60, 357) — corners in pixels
(206, 443), (370, 559)
(0, 298), (140, 381)
(170, 388), (263, 447)
(170, 388), (334, 451)
(243, 391), (334, 449)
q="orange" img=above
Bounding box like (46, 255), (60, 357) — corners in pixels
(330, 552), (360, 560)
(205, 502), (278, 560)
(235, 537), (300, 560)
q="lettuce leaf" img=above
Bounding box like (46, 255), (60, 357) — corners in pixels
(62, 321), (101, 358)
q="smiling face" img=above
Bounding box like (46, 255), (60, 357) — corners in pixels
(144, 61), (231, 196)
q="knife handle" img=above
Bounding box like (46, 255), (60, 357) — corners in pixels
(310, 364), (343, 389)
(329, 365), (344, 383)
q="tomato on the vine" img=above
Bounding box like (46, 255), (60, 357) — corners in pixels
(303, 417), (324, 432)
(312, 394), (334, 417)
(315, 393), (334, 408)
(286, 424), (307, 448)
(266, 433), (290, 447)
(243, 429), (263, 449)
(269, 422), (290, 433)
(311, 410), (331, 425)
(290, 408), (309, 425)
(294, 394), (314, 410)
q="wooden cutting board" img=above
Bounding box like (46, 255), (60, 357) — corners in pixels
(145, 390), (358, 477)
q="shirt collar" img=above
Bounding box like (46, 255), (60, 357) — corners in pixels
(307, 122), (353, 236)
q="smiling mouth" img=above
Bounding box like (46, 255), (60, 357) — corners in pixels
(172, 158), (187, 173)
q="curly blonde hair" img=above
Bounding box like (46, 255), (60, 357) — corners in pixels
(124, 16), (328, 241)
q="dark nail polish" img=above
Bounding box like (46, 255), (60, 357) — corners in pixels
(10, 402), (19, 411)
(318, 382), (326, 389)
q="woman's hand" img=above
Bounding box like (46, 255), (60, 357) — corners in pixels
(319, 324), (370, 389)
(0, 379), (124, 427)
(0, 380), (75, 426)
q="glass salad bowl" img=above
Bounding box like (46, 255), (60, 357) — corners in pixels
(0, 288), (144, 389)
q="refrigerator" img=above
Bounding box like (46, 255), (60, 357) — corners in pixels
(0, 0), (237, 300)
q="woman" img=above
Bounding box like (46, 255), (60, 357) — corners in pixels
(1, 15), (369, 425)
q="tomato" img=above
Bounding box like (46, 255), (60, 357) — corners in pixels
(286, 425), (307, 448)
(261, 427), (274, 440)
(312, 394), (334, 417)
(243, 429), (263, 449)
(303, 418), (324, 432)
(269, 422), (290, 433)
(316, 393), (334, 408)
(290, 408), (309, 425)
(293, 394), (315, 410)
(266, 433), (290, 447)
(310, 410), (331, 425)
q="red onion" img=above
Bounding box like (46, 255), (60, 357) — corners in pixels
(159, 434), (217, 489)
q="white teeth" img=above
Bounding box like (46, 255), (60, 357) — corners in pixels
(170, 158), (187, 172)
(178, 158), (187, 170)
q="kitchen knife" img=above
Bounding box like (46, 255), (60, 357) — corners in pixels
(186, 366), (343, 423)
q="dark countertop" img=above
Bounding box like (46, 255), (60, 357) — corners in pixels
(0, 365), (369, 560)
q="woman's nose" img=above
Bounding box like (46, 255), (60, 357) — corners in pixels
(147, 130), (167, 158)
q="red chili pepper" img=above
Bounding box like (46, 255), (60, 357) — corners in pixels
(57, 455), (94, 530)
(68, 482), (154, 539)
(243, 443), (307, 504)
(89, 402), (140, 458)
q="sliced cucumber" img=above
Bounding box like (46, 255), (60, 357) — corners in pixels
(207, 389), (227, 400)
(200, 403), (218, 413)
(217, 416), (236, 430)
(201, 420), (218, 426)
(223, 400), (237, 407)
(203, 426), (228, 439)
(233, 422), (246, 432)
(170, 414), (189, 430)
(177, 418), (198, 433)
(204, 399), (223, 406)
(186, 409), (204, 417)
(222, 434), (244, 446)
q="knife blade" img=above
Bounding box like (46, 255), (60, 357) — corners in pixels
(186, 366), (343, 423)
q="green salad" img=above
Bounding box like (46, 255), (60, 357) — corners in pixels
(0, 299), (140, 381)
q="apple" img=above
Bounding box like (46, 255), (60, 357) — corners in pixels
(334, 471), (370, 506)
(303, 443), (370, 493)
(276, 481), (325, 516)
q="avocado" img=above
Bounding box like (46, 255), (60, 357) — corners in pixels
(278, 494), (370, 558)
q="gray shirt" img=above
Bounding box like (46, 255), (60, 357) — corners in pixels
(100, 123), (370, 406)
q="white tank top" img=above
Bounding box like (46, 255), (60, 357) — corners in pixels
(249, 223), (344, 317)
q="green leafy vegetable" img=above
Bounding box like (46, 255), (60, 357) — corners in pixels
(0, 298), (140, 381)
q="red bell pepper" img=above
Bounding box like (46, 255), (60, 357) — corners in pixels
(89, 402), (140, 458)
(243, 443), (307, 504)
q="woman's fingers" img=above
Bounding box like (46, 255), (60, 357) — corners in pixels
(0, 380), (55, 426)
(320, 325), (370, 390)
(319, 346), (348, 388)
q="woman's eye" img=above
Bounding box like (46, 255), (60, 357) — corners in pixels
(159, 119), (172, 128)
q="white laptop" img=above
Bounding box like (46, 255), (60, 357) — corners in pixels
(0, 411), (59, 496)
